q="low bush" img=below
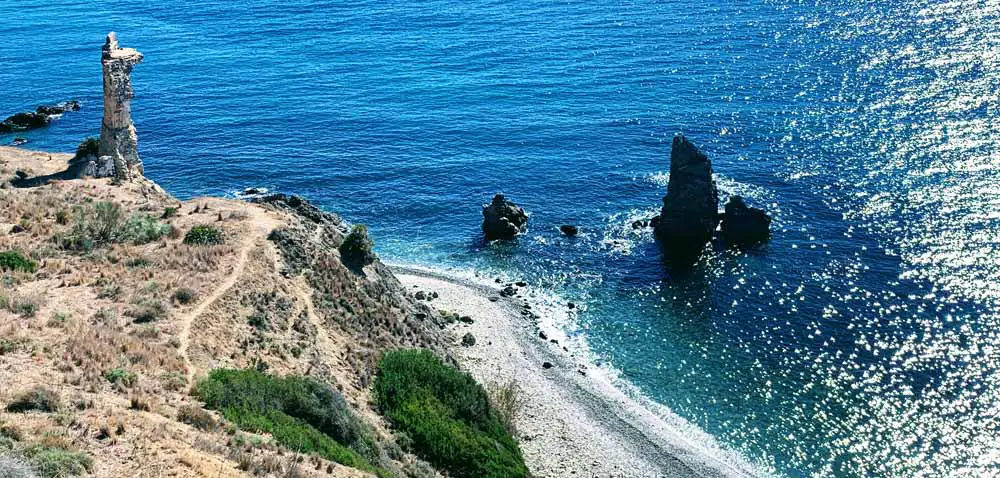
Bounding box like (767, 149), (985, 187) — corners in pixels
(339, 224), (376, 268)
(126, 300), (165, 323)
(0, 454), (35, 478)
(374, 350), (527, 478)
(195, 369), (381, 472)
(22, 443), (91, 478)
(178, 405), (216, 431)
(183, 225), (224, 245)
(104, 368), (137, 387)
(6, 387), (60, 413)
(55, 202), (170, 251)
(0, 251), (36, 273)
(172, 288), (197, 305)
(74, 137), (99, 159)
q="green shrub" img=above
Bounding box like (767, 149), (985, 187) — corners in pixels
(0, 251), (36, 274)
(22, 444), (91, 478)
(55, 202), (170, 251)
(122, 215), (170, 245)
(6, 387), (60, 413)
(183, 225), (224, 245)
(374, 350), (527, 478)
(104, 368), (137, 387)
(339, 224), (376, 268)
(74, 137), (99, 159)
(195, 369), (380, 472)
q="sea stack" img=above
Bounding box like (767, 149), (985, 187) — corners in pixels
(720, 195), (771, 247)
(482, 193), (529, 241)
(99, 32), (144, 181)
(653, 135), (720, 256)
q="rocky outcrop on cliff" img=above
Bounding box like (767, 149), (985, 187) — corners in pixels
(0, 101), (81, 133)
(653, 135), (720, 255)
(99, 32), (144, 182)
(482, 193), (529, 240)
(720, 195), (771, 247)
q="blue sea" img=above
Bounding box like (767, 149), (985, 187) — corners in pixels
(3, 1), (999, 476)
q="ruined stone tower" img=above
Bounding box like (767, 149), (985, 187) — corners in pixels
(99, 32), (144, 181)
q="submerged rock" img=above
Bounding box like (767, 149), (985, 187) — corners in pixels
(720, 195), (771, 248)
(100, 32), (145, 182)
(653, 135), (720, 256)
(482, 193), (528, 241)
(559, 225), (579, 237)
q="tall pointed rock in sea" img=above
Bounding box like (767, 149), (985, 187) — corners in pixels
(653, 135), (720, 256)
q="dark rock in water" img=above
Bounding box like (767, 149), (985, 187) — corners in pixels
(414, 312), (427, 320)
(14, 170), (28, 180)
(559, 225), (579, 236)
(414, 291), (427, 300)
(0, 101), (81, 134)
(482, 193), (528, 240)
(567, 302), (576, 309)
(653, 135), (720, 256)
(542, 362), (553, 369)
(631, 219), (651, 229)
(538, 331), (548, 340)
(35, 100), (81, 115)
(0, 112), (50, 133)
(10, 137), (28, 146)
(461, 333), (476, 347)
(720, 195), (771, 247)
(499, 285), (517, 297)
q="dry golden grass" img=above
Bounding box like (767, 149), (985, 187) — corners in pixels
(1, 146), (436, 477)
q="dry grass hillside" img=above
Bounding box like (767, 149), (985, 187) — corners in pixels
(0, 146), (456, 477)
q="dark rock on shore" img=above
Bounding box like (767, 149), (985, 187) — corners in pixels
(720, 195), (771, 248)
(559, 225), (579, 237)
(482, 193), (528, 241)
(461, 333), (476, 347)
(653, 135), (720, 256)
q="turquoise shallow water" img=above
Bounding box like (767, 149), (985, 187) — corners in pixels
(3, 1), (1000, 476)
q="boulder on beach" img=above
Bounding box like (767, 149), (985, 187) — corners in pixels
(720, 195), (771, 248)
(482, 193), (528, 240)
(653, 135), (720, 255)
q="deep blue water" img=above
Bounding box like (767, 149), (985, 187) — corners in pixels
(3, 1), (999, 476)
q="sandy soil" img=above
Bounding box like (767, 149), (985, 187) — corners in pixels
(394, 266), (760, 478)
